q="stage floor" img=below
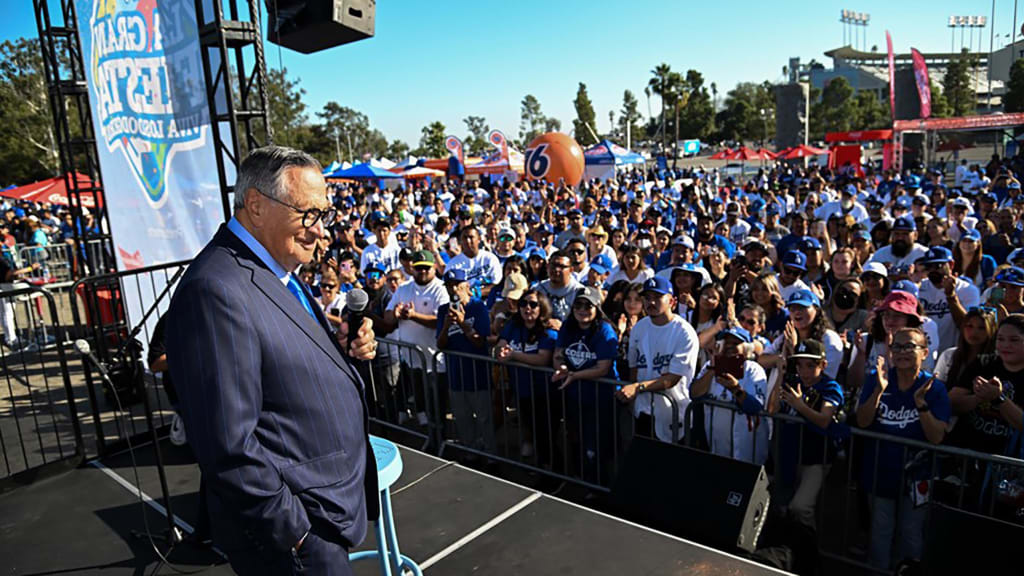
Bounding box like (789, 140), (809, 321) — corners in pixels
(0, 439), (789, 575)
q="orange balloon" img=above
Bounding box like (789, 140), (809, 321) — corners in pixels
(524, 132), (584, 186)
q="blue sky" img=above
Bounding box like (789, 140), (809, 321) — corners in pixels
(4, 1), (1021, 147)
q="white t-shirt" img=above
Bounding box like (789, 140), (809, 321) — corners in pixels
(696, 360), (769, 465)
(918, 277), (980, 351)
(386, 278), (450, 371)
(868, 243), (928, 270)
(628, 315), (699, 442)
(607, 266), (654, 287)
(446, 250), (503, 290)
(360, 242), (402, 274)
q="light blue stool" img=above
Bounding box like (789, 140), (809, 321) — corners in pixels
(350, 436), (423, 576)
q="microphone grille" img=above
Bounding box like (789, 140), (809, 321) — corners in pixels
(345, 288), (369, 313)
(74, 339), (91, 355)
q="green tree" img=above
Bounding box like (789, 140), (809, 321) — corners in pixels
(463, 115), (490, 155)
(679, 69), (715, 141)
(544, 117), (562, 133)
(265, 67), (312, 150)
(943, 47), (976, 117)
(816, 77), (857, 135)
(716, 81), (775, 144)
(1004, 59), (1024, 113)
(648, 63), (674, 152)
(927, 80), (949, 118)
(572, 82), (598, 146)
(315, 101), (389, 162)
(617, 89), (644, 145)
(414, 121), (447, 158)
(0, 38), (61, 184)
(387, 139), (410, 159)
(854, 90), (890, 129)
(519, 94), (546, 145)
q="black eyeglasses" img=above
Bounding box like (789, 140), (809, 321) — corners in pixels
(522, 300), (540, 309)
(321, 284), (337, 290)
(254, 188), (337, 229)
(569, 249), (585, 256)
(890, 343), (926, 353)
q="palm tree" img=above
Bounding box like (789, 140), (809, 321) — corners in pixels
(649, 63), (672, 154)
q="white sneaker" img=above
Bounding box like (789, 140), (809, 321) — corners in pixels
(169, 413), (187, 446)
(416, 411), (429, 426)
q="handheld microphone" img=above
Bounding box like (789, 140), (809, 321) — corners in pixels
(75, 339), (113, 381)
(343, 288), (370, 353)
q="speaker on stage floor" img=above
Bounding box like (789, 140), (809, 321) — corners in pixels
(924, 503), (1024, 573)
(610, 437), (770, 553)
(265, 0), (376, 54)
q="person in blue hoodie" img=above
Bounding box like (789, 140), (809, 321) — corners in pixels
(856, 326), (951, 571)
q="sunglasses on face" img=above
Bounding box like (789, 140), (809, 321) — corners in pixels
(521, 300), (540, 309)
(414, 265), (432, 272)
(573, 300), (595, 310)
(321, 284), (337, 290)
(366, 272), (383, 280)
(890, 342), (925, 353)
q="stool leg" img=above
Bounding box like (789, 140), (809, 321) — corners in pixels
(373, 511), (392, 576)
(381, 488), (404, 575)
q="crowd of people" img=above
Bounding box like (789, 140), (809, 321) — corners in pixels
(172, 150), (1024, 572)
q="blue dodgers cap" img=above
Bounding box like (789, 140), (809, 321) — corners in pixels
(1008, 248), (1024, 264)
(1011, 181), (1022, 190)
(895, 196), (913, 209)
(787, 288), (821, 309)
(370, 210), (389, 224)
(443, 268), (468, 283)
(525, 246), (547, 260)
(854, 229), (872, 242)
(981, 192), (998, 203)
(799, 236), (822, 251)
(903, 175), (922, 189)
(950, 197), (972, 209)
(781, 250), (807, 272)
(588, 254), (614, 275)
(641, 275), (673, 296)
(960, 228), (982, 242)
(363, 262), (386, 275)
(891, 215), (917, 231)
(717, 326), (752, 343)
(920, 245), (954, 264)
(892, 279), (919, 298)
(843, 184), (858, 196)
(996, 266), (1024, 287)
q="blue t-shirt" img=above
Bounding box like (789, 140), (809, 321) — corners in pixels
(858, 369), (951, 498)
(500, 322), (557, 397)
(436, 299), (491, 392)
(555, 320), (620, 402)
(778, 376), (844, 471)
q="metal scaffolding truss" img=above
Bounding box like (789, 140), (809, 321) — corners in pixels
(194, 0), (273, 220)
(31, 0), (115, 276)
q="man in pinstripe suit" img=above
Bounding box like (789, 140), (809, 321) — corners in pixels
(166, 146), (379, 575)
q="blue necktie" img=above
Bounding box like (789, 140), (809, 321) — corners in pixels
(286, 274), (316, 320)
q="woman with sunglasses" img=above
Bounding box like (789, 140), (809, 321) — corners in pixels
(495, 290), (557, 465)
(856, 327), (950, 571)
(316, 269), (344, 329)
(552, 286), (619, 484)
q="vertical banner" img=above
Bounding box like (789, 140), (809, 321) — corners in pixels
(886, 31), (896, 121)
(487, 129), (509, 162)
(910, 48), (932, 119)
(444, 135), (465, 165)
(76, 0), (223, 270)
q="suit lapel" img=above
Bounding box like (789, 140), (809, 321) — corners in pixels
(215, 226), (356, 378)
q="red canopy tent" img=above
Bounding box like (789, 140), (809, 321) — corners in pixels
(709, 148), (733, 160)
(726, 146), (768, 161)
(754, 148), (778, 160)
(780, 144), (830, 160)
(0, 173), (102, 209)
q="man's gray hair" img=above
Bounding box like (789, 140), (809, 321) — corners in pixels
(233, 145), (323, 212)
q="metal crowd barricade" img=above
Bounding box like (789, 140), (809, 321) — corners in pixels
(361, 337), (441, 452)
(684, 396), (1024, 574)
(0, 284), (83, 489)
(69, 261), (189, 456)
(430, 348), (680, 491)
(17, 244), (75, 283)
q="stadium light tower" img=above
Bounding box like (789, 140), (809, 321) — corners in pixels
(840, 10), (871, 51)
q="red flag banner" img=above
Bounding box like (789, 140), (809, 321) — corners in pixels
(487, 129), (509, 162)
(910, 48), (932, 119)
(886, 31), (896, 121)
(444, 135), (465, 165)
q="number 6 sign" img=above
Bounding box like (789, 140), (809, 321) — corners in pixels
(524, 132), (585, 186)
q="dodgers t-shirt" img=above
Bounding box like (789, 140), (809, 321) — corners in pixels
(556, 320), (619, 402)
(858, 369), (951, 498)
(500, 322), (557, 397)
(778, 376), (844, 469)
(946, 354), (1022, 455)
(436, 299), (491, 392)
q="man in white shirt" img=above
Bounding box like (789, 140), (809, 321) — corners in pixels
(384, 250), (449, 425)
(955, 160), (970, 188)
(445, 225), (502, 298)
(616, 276), (699, 443)
(777, 250), (812, 302)
(916, 246), (980, 351)
(814, 184), (869, 224)
(359, 215), (402, 273)
(868, 216), (928, 271)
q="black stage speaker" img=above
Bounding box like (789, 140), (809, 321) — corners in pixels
(774, 83), (809, 150)
(265, 0), (376, 54)
(610, 436), (770, 553)
(923, 503), (1024, 574)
